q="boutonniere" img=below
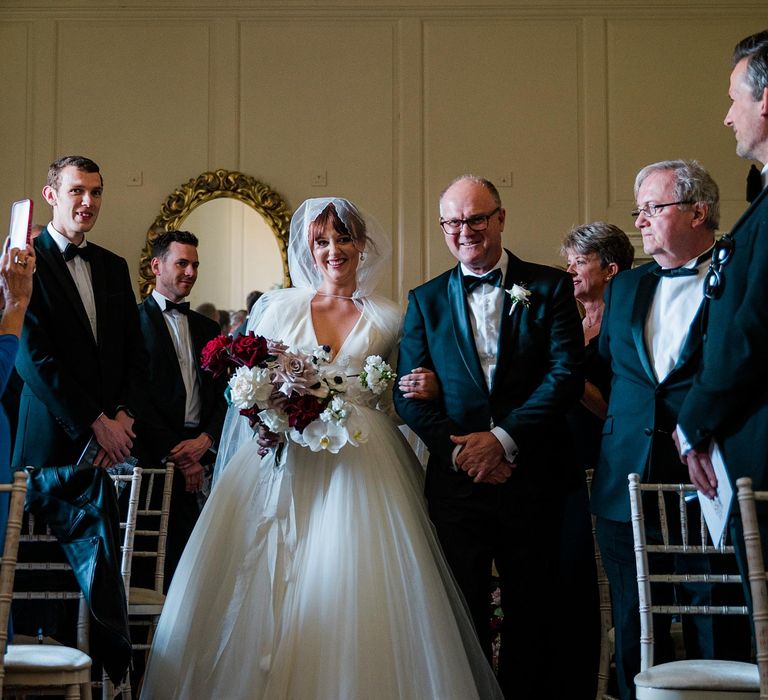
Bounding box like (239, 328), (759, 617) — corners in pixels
(506, 284), (531, 315)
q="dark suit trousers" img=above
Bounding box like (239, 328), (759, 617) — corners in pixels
(429, 483), (564, 700)
(596, 513), (750, 700)
(131, 428), (207, 593)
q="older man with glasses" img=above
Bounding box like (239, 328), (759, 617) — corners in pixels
(589, 159), (753, 700)
(395, 174), (584, 699)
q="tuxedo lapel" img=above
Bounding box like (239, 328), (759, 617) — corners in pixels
(448, 267), (487, 395)
(144, 295), (180, 371)
(36, 230), (94, 343)
(187, 313), (209, 385)
(492, 251), (524, 392)
(141, 296), (187, 426)
(89, 245), (109, 350)
(730, 181), (768, 235)
(631, 268), (660, 384)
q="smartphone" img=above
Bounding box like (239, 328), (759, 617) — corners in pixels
(8, 198), (33, 251)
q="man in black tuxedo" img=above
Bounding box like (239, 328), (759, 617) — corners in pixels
(677, 30), (768, 603)
(590, 160), (746, 700)
(13, 155), (146, 683)
(395, 175), (583, 698)
(135, 230), (226, 586)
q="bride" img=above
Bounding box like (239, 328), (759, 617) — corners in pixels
(140, 198), (503, 699)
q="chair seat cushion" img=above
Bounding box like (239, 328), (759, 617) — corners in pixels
(635, 659), (759, 690)
(4, 644), (92, 671)
(129, 586), (165, 606)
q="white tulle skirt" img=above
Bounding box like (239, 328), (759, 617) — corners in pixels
(140, 410), (502, 700)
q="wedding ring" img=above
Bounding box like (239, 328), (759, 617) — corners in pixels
(13, 254), (20, 264)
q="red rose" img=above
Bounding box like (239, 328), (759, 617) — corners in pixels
(238, 405), (262, 429)
(200, 335), (235, 378)
(231, 333), (270, 368)
(283, 394), (325, 432)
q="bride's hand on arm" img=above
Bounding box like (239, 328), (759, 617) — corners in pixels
(398, 367), (440, 400)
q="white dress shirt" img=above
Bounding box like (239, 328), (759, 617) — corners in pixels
(459, 252), (518, 462)
(645, 250), (711, 383)
(152, 290), (202, 427)
(47, 224), (98, 342)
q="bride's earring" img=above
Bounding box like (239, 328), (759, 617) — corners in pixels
(359, 252), (366, 262)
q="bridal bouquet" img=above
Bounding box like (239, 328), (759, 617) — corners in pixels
(200, 333), (394, 453)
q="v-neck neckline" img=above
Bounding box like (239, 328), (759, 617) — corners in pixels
(310, 308), (364, 361)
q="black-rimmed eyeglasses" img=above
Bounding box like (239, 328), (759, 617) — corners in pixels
(631, 201), (694, 218)
(440, 207), (500, 235)
(704, 235), (734, 300)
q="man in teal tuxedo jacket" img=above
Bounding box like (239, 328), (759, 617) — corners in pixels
(395, 175), (583, 699)
(677, 29), (768, 615)
(591, 160), (745, 700)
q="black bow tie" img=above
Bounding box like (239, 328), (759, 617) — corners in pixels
(653, 249), (712, 278)
(747, 164), (764, 204)
(653, 266), (698, 278)
(164, 300), (190, 315)
(463, 268), (503, 292)
(63, 243), (91, 262)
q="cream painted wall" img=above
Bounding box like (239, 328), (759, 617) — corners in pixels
(0, 1), (763, 305)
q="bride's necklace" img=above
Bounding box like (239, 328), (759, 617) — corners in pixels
(315, 291), (356, 300)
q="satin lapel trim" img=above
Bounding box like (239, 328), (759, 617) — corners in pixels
(492, 252), (523, 393)
(36, 231), (94, 342)
(188, 314), (208, 385)
(89, 246), (108, 349)
(146, 296), (180, 370)
(448, 268), (487, 395)
(631, 269), (660, 383)
(730, 182), (768, 235)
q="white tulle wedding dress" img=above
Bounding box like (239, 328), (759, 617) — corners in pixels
(140, 294), (502, 700)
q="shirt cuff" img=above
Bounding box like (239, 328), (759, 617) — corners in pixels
(450, 444), (461, 472)
(491, 426), (519, 463)
(675, 425), (692, 455)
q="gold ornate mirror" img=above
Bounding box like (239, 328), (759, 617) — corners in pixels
(139, 169), (292, 301)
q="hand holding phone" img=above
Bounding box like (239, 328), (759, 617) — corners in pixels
(8, 199), (33, 252)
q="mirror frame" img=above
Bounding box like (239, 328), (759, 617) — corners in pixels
(139, 169), (292, 298)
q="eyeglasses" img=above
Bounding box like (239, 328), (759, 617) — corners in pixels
(704, 235), (734, 300)
(631, 201), (693, 219)
(439, 207), (500, 235)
